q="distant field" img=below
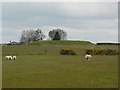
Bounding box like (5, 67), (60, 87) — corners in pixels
(2, 41), (118, 88)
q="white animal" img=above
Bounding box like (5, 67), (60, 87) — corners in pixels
(5, 55), (13, 60)
(5, 56), (9, 60)
(12, 56), (16, 60)
(85, 54), (92, 60)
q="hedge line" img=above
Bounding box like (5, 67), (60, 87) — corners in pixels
(96, 43), (120, 45)
(86, 48), (119, 55)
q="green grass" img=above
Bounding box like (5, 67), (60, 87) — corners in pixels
(27, 40), (93, 45)
(2, 44), (118, 56)
(2, 55), (118, 88)
(2, 41), (118, 88)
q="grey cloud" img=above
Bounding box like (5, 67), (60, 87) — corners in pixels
(2, 2), (63, 21)
(2, 2), (118, 43)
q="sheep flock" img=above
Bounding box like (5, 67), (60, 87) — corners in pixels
(5, 54), (91, 61)
(5, 55), (17, 60)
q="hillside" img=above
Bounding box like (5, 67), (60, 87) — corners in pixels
(3, 40), (118, 56)
(25, 40), (94, 45)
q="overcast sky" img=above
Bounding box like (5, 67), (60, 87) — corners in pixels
(2, 2), (118, 43)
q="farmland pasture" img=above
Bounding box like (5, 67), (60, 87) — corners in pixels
(2, 41), (118, 88)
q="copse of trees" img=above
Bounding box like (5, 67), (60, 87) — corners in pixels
(48, 29), (67, 40)
(20, 29), (45, 43)
(20, 28), (67, 43)
(53, 31), (61, 40)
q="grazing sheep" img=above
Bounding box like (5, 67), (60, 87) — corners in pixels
(9, 56), (13, 60)
(5, 56), (12, 60)
(5, 56), (9, 60)
(85, 54), (92, 60)
(12, 56), (16, 60)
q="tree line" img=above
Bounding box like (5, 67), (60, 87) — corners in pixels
(20, 28), (67, 43)
(96, 43), (120, 45)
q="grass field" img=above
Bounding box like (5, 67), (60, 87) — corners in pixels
(2, 41), (118, 88)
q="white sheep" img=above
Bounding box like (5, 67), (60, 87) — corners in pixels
(5, 56), (9, 60)
(12, 56), (16, 60)
(5, 55), (12, 60)
(85, 54), (92, 60)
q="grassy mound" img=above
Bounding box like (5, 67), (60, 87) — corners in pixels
(26, 40), (94, 45)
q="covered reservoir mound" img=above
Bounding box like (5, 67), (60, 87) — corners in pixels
(3, 40), (118, 56)
(3, 40), (93, 56)
(24, 40), (94, 45)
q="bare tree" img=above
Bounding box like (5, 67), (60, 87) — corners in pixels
(20, 29), (45, 43)
(34, 29), (45, 41)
